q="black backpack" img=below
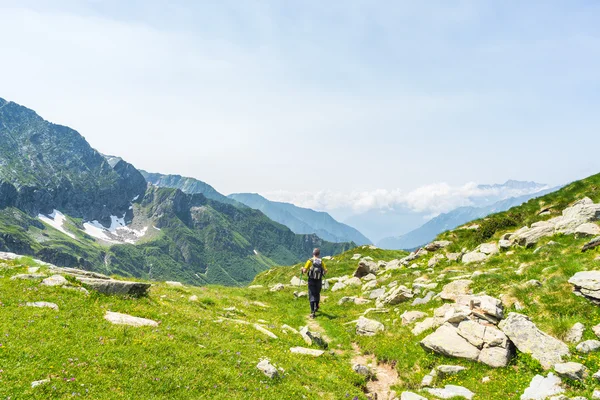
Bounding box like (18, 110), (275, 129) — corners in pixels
(308, 257), (324, 280)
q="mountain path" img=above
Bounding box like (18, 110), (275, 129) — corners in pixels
(351, 343), (399, 400)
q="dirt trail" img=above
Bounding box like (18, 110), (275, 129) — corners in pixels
(351, 343), (399, 400)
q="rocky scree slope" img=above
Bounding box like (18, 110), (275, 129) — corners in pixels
(0, 97), (351, 286)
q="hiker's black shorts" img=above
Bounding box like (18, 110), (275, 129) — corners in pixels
(308, 278), (322, 304)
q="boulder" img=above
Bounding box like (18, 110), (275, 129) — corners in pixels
(499, 313), (569, 369)
(565, 322), (585, 344)
(77, 278), (151, 296)
(377, 285), (413, 306)
(455, 295), (504, 323)
(293, 291), (307, 298)
(512, 222), (556, 248)
(479, 243), (499, 255)
(41, 275), (69, 287)
(299, 326), (328, 349)
(554, 362), (587, 382)
(331, 281), (347, 292)
(356, 316), (384, 336)
(354, 260), (377, 278)
(104, 311), (158, 327)
(421, 324), (480, 362)
(362, 273), (376, 282)
(440, 280), (473, 301)
(269, 283), (285, 292)
(256, 359), (278, 379)
(425, 385), (474, 399)
(462, 252), (487, 264)
(576, 340), (600, 354)
(446, 252), (462, 262)
(369, 288), (386, 299)
(574, 223), (600, 238)
(521, 373), (564, 400)
(498, 240), (512, 250)
(568, 271), (600, 302)
(424, 240), (452, 252)
(47, 266), (110, 280)
(401, 311), (427, 326)
(346, 277), (362, 287)
(362, 280), (378, 291)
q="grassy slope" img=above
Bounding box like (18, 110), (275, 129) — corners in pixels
(2, 173), (600, 399)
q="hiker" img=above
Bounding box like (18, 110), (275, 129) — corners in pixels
(301, 248), (327, 319)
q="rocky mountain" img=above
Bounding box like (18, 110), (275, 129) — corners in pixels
(3, 171), (600, 398)
(378, 187), (559, 250)
(228, 193), (371, 245)
(140, 171), (240, 206)
(0, 97), (352, 285)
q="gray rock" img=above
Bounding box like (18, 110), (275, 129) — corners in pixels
(462, 251), (487, 264)
(362, 280), (378, 291)
(478, 346), (513, 368)
(26, 301), (58, 311)
(574, 223), (600, 238)
(269, 283), (285, 292)
(41, 275), (69, 286)
(412, 317), (442, 336)
(362, 273), (377, 281)
(289, 347), (324, 357)
(354, 297), (371, 305)
(525, 279), (542, 288)
(356, 316), (385, 336)
(294, 291), (308, 298)
(290, 276), (305, 286)
(401, 311), (428, 326)
(331, 281), (347, 292)
(455, 294), (504, 323)
(594, 323), (600, 338)
(47, 266), (110, 280)
(412, 291), (436, 306)
(299, 326), (328, 349)
(499, 313), (569, 369)
(521, 373), (564, 400)
(104, 311), (158, 327)
(369, 288), (386, 299)
(377, 285), (413, 306)
(425, 385), (474, 399)
(338, 296), (356, 305)
(513, 222), (556, 248)
(31, 379), (50, 388)
(564, 323), (585, 344)
(421, 324), (480, 362)
(77, 278), (151, 296)
(421, 369), (436, 387)
(576, 340), (600, 354)
(440, 280), (473, 301)
(428, 254), (445, 268)
(499, 239), (512, 250)
(424, 240), (452, 252)
(595, 390), (600, 400)
(569, 271), (600, 302)
(256, 359), (279, 378)
(554, 362), (587, 382)
(437, 365), (466, 377)
(479, 243), (499, 255)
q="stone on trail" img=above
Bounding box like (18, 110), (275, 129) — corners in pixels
(299, 326), (328, 349)
(576, 339), (600, 354)
(499, 313), (569, 369)
(290, 347), (324, 357)
(26, 301), (59, 311)
(356, 316), (384, 336)
(77, 277), (151, 296)
(425, 385), (474, 400)
(566, 324), (586, 343)
(362, 280), (378, 291)
(553, 362), (587, 382)
(104, 311), (159, 327)
(269, 283), (285, 292)
(41, 275), (69, 287)
(521, 373), (564, 400)
(256, 359), (279, 379)
(440, 280), (473, 301)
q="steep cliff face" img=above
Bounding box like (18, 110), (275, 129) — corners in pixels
(0, 98), (147, 226)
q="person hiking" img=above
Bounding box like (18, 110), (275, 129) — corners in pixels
(301, 248), (327, 319)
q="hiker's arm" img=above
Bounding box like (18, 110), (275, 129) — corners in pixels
(301, 260), (311, 274)
(322, 261), (328, 274)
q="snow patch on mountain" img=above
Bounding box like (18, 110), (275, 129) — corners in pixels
(38, 210), (76, 239)
(83, 214), (148, 244)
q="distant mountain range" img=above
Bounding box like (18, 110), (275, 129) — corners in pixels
(0, 97), (352, 286)
(378, 186), (559, 250)
(228, 193), (372, 245)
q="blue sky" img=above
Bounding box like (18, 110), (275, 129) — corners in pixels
(0, 1), (599, 214)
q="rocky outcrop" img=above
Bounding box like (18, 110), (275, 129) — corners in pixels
(77, 277), (151, 296)
(499, 313), (569, 369)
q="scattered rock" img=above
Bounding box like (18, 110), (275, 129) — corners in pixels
(568, 271), (600, 303)
(425, 385), (474, 399)
(412, 318), (441, 336)
(346, 277), (362, 287)
(437, 365), (466, 377)
(376, 285), (413, 306)
(356, 316), (385, 336)
(421, 324), (480, 362)
(189, 295), (198, 302)
(362, 273), (377, 282)
(290, 347), (324, 357)
(565, 322), (585, 344)
(576, 340), (600, 354)
(428, 254), (445, 268)
(104, 311), (158, 327)
(521, 373), (564, 400)
(575, 223), (600, 238)
(446, 253), (462, 262)
(554, 362), (587, 382)
(499, 313), (569, 369)
(257, 359), (279, 378)
(369, 288), (386, 299)
(331, 281), (347, 292)
(498, 240), (512, 250)
(248, 285), (263, 289)
(362, 280), (378, 291)
(352, 254), (362, 260)
(479, 243), (499, 255)
(401, 392), (427, 400)
(299, 326), (328, 349)
(462, 251), (488, 264)
(281, 324), (299, 334)
(412, 291), (436, 306)
(41, 275), (69, 287)
(26, 301), (58, 311)
(352, 363), (373, 378)
(425, 241), (452, 252)
(77, 278), (151, 296)
(401, 311), (427, 326)
(165, 281), (183, 287)
(269, 283), (285, 292)
(290, 276), (305, 286)
(254, 324), (278, 339)
(294, 291), (308, 298)
(31, 379), (50, 388)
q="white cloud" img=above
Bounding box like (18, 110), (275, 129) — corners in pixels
(263, 181), (549, 216)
